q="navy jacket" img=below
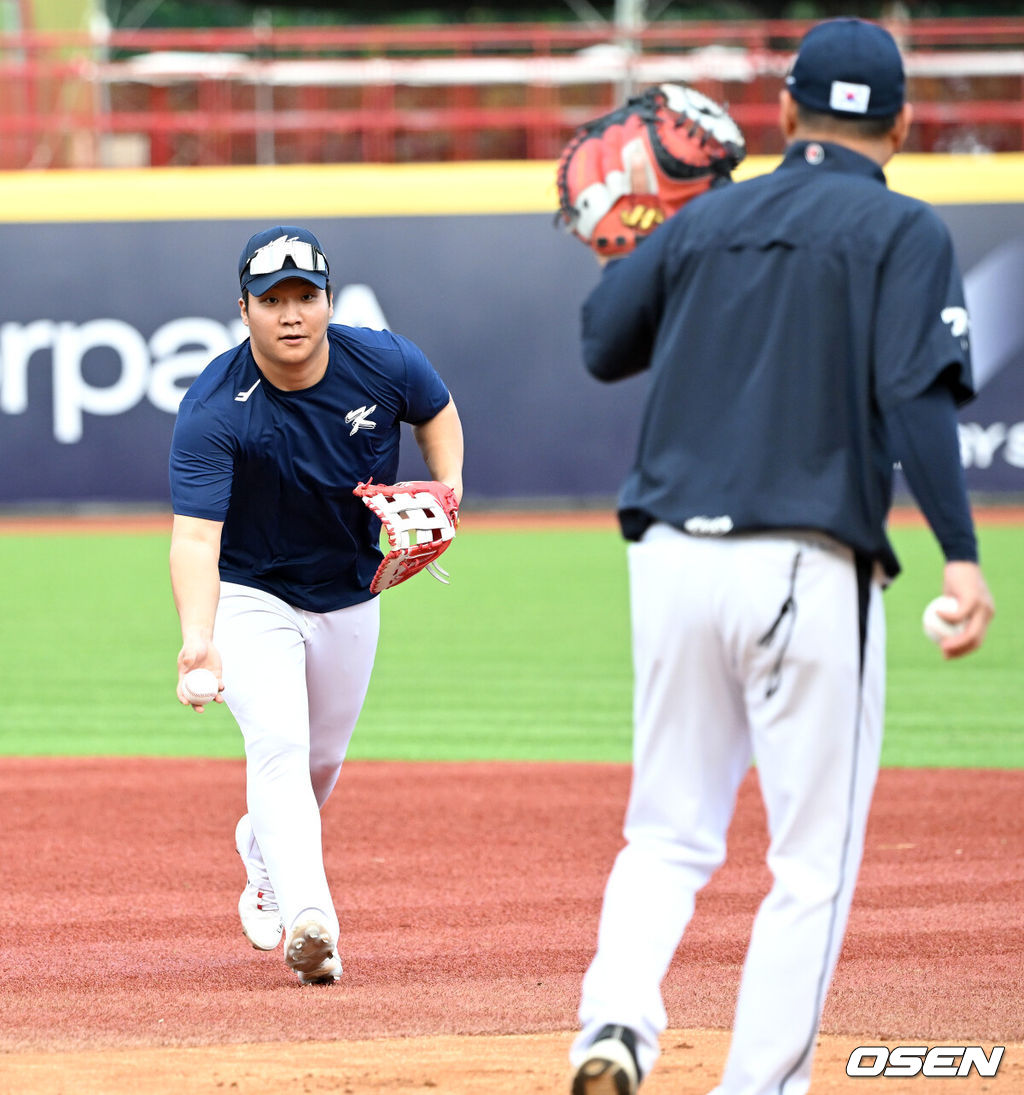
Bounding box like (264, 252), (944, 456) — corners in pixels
(582, 141), (975, 576)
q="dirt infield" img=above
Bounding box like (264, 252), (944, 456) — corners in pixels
(0, 759), (1020, 1094)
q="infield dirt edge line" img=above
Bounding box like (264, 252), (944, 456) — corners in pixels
(0, 505), (1022, 537)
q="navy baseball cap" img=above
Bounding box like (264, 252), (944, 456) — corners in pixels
(786, 18), (905, 119)
(238, 225), (329, 296)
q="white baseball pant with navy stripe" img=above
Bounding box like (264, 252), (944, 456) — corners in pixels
(572, 524), (885, 1095)
(215, 582), (380, 942)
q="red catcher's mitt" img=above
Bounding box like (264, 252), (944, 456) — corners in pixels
(556, 83), (746, 258)
(354, 479), (459, 593)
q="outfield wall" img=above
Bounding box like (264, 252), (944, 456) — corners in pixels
(1, 156), (1023, 507)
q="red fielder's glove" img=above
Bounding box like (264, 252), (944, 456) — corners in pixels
(354, 479), (459, 592)
(556, 83), (746, 258)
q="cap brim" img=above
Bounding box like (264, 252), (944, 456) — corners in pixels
(243, 269), (328, 296)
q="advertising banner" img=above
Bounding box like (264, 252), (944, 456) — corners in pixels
(1, 160), (1022, 507)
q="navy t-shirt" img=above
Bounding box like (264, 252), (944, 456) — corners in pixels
(169, 324), (451, 611)
(581, 141), (974, 575)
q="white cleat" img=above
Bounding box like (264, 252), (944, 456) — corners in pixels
(234, 816), (284, 951)
(237, 881), (285, 951)
(285, 918), (342, 985)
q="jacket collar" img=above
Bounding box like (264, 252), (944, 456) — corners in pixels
(778, 140), (888, 185)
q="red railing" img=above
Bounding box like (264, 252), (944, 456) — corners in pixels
(2, 18), (1023, 169)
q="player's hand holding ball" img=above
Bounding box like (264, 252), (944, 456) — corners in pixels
(922, 595), (964, 644)
(179, 666), (223, 710)
(922, 562), (996, 660)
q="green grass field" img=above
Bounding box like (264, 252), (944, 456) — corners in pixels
(0, 521), (1019, 767)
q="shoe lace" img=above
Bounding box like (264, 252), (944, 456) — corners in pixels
(253, 884), (280, 915)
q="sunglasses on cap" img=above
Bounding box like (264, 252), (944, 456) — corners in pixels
(244, 236), (329, 278)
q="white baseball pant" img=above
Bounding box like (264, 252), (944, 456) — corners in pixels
(215, 582), (380, 941)
(572, 524), (885, 1095)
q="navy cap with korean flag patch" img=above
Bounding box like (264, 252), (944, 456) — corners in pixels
(786, 18), (905, 119)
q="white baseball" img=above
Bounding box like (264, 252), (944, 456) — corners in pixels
(922, 595), (965, 644)
(182, 667), (220, 704)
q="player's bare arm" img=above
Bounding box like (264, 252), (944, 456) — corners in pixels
(169, 513), (226, 709)
(412, 396), (465, 503)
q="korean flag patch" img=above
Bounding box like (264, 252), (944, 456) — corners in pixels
(829, 80), (871, 114)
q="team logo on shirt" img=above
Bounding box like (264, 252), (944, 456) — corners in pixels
(941, 306), (970, 351)
(234, 378), (262, 403)
(941, 306), (969, 338)
(345, 404), (378, 435)
(684, 515), (734, 536)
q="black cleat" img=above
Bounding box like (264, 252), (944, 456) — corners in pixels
(571, 1025), (642, 1095)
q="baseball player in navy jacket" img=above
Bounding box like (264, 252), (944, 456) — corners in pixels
(570, 20), (994, 1095)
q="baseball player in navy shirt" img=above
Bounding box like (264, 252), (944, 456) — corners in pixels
(570, 20), (994, 1095)
(169, 226), (463, 985)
